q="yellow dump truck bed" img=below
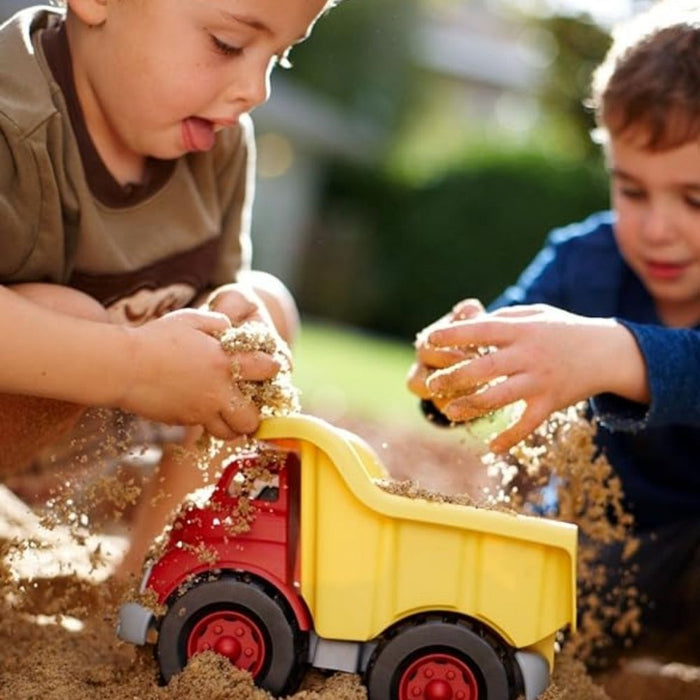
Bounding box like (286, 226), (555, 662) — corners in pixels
(256, 415), (577, 657)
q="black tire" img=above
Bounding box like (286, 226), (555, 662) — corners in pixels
(366, 617), (518, 700)
(156, 574), (307, 695)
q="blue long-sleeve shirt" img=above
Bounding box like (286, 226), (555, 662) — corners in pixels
(491, 211), (700, 529)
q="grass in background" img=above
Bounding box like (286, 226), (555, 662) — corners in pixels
(293, 317), (517, 443)
(293, 318), (424, 428)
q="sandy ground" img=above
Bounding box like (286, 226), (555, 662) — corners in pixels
(0, 412), (698, 699)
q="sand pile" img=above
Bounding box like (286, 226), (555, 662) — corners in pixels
(1, 411), (699, 698)
(0, 317), (697, 699)
(0, 475), (601, 700)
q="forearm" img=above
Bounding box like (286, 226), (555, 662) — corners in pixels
(589, 320), (649, 404)
(0, 286), (132, 407)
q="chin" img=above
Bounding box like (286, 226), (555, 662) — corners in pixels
(146, 144), (186, 161)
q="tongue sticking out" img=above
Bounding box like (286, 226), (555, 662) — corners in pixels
(183, 117), (216, 152)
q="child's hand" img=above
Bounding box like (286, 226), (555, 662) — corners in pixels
(407, 298), (485, 410)
(424, 304), (648, 452)
(206, 283), (291, 362)
(119, 308), (280, 438)
(206, 283), (269, 324)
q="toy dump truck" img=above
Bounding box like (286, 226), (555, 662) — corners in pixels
(118, 414), (577, 700)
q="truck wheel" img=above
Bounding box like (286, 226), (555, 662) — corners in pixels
(156, 575), (306, 695)
(366, 617), (519, 700)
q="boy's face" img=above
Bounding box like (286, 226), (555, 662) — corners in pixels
(609, 133), (700, 326)
(70, 0), (328, 162)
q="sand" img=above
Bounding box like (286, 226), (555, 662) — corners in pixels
(0, 385), (697, 698)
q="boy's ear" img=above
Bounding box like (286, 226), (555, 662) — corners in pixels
(66, 0), (109, 27)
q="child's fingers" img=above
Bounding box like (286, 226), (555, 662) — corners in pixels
(415, 342), (470, 368)
(440, 396), (486, 423)
(489, 303), (549, 319)
(407, 362), (433, 399)
(211, 389), (262, 438)
(440, 373), (526, 422)
(230, 351), (281, 381)
(220, 401), (260, 436)
(168, 308), (232, 335)
(407, 362), (460, 413)
(451, 298), (484, 319)
(207, 286), (260, 323)
(427, 350), (510, 398)
(431, 395), (453, 413)
(208, 285), (281, 332)
(489, 402), (549, 454)
(229, 303), (266, 327)
(428, 318), (514, 349)
(204, 413), (237, 440)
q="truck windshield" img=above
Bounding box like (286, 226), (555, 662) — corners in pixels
(228, 471), (280, 502)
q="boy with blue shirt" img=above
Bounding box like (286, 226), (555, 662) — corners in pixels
(409, 0), (700, 640)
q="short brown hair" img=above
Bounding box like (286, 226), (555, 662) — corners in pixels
(590, 0), (700, 150)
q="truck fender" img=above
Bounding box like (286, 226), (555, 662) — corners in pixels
(116, 601), (155, 646)
(515, 650), (549, 700)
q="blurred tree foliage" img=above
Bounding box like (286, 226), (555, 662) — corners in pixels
(283, 1), (616, 337)
(532, 13), (612, 160)
(282, 0), (420, 135)
(298, 150), (609, 339)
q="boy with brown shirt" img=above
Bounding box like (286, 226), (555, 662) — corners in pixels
(0, 0), (333, 572)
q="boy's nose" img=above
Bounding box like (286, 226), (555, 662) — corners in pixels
(642, 206), (676, 243)
(227, 61), (272, 112)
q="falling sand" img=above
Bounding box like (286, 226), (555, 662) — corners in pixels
(0, 323), (697, 698)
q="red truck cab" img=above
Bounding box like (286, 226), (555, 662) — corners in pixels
(147, 447), (304, 612)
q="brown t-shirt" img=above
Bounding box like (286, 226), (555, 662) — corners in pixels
(0, 8), (253, 325)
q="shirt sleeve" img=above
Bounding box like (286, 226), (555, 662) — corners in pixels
(0, 122), (42, 279)
(592, 321), (700, 430)
(489, 239), (565, 309)
(489, 212), (620, 317)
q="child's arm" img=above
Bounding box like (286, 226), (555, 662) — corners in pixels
(0, 285), (278, 438)
(417, 303), (649, 452)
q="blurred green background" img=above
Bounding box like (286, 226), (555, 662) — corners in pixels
(249, 0), (640, 422)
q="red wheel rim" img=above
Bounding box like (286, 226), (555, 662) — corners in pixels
(398, 652), (480, 700)
(187, 609), (266, 677)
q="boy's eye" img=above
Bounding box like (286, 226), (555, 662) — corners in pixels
(618, 186), (646, 200)
(685, 195), (700, 209)
(210, 35), (242, 57)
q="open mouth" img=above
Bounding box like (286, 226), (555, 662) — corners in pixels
(182, 117), (216, 152)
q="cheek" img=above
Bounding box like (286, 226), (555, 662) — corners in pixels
(159, 51), (224, 101)
(683, 230), (700, 257)
(612, 215), (640, 261)
(612, 193), (638, 238)
(137, 62), (214, 120)
(133, 31), (214, 103)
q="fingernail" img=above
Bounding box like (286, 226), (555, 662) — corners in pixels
(443, 403), (460, 421)
(426, 377), (443, 394)
(490, 439), (508, 454)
